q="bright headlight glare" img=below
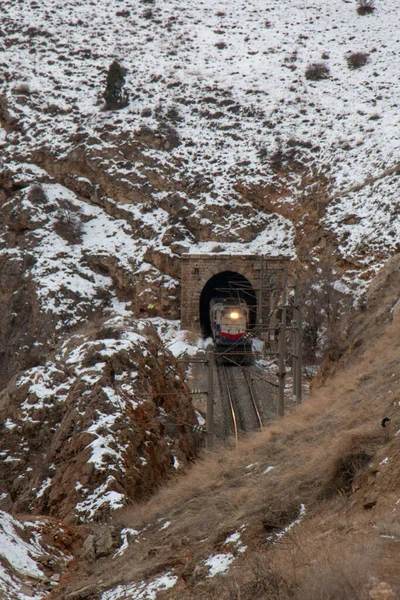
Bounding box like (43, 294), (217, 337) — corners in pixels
(229, 311), (240, 320)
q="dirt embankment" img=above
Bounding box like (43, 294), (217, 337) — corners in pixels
(53, 255), (400, 599)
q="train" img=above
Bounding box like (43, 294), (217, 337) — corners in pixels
(210, 298), (253, 364)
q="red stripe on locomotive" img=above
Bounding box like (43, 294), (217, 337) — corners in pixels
(220, 331), (245, 342)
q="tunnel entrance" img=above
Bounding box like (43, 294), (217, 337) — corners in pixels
(199, 271), (257, 338)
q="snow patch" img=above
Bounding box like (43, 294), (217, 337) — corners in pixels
(101, 572), (177, 600)
(205, 553), (235, 578)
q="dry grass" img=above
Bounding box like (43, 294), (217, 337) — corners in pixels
(66, 310), (400, 598)
(183, 322), (203, 346)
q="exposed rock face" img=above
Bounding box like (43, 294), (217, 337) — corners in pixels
(0, 165), (183, 388)
(0, 319), (199, 522)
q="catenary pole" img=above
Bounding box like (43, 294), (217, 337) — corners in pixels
(278, 268), (287, 416)
(296, 296), (303, 402)
(292, 283), (298, 403)
(206, 349), (214, 450)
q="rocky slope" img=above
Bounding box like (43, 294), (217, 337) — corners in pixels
(1, 0), (400, 597)
(53, 254), (400, 599)
(0, 317), (202, 522)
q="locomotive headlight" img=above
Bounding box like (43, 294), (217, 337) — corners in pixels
(229, 311), (240, 320)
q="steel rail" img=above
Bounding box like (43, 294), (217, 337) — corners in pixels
(221, 365), (239, 447)
(243, 369), (263, 431)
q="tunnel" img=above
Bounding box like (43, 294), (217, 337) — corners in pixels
(199, 271), (257, 338)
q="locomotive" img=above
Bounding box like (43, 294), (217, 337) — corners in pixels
(210, 298), (252, 364)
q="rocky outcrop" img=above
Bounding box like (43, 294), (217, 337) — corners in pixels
(0, 320), (200, 522)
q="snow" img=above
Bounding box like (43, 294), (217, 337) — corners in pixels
(10, 314), (196, 521)
(267, 504), (306, 542)
(101, 572), (177, 600)
(205, 553), (235, 577)
(75, 477), (126, 520)
(204, 528), (247, 578)
(113, 528), (139, 559)
(1, 0), (398, 295)
(224, 527), (247, 554)
(195, 410), (206, 427)
(0, 512), (44, 579)
(225, 531), (241, 545)
(263, 466), (275, 474)
(0, 511), (69, 600)
(35, 478), (51, 499)
(150, 318), (205, 357)
(186, 222), (295, 257)
(160, 520), (171, 531)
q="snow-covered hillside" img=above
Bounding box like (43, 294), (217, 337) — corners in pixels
(1, 0), (399, 284)
(0, 0), (399, 513)
(0, 511), (72, 599)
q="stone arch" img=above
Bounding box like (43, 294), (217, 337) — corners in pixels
(190, 264), (258, 319)
(180, 254), (288, 330)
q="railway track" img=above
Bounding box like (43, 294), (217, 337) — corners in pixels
(242, 368), (263, 432)
(218, 364), (263, 445)
(221, 365), (239, 445)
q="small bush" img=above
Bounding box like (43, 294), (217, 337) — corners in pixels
(142, 8), (153, 19)
(28, 184), (46, 204)
(305, 62), (330, 81)
(347, 51), (369, 69)
(82, 346), (105, 368)
(357, 0), (375, 15)
(13, 82), (31, 95)
(270, 147), (284, 171)
(54, 209), (83, 244)
(257, 146), (268, 162)
(103, 60), (129, 111)
(165, 105), (182, 123)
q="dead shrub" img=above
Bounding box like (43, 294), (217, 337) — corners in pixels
(95, 326), (121, 341)
(184, 322), (203, 346)
(28, 184), (46, 204)
(357, 0), (375, 15)
(324, 429), (381, 496)
(376, 513), (400, 540)
(257, 146), (268, 162)
(346, 51), (369, 69)
(13, 82), (31, 95)
(200, 551), (293, 600)
(305, 62), (330, 81)
(210, 244), (225, 253)
(81, 345), (106, 368)
(54, 209), (83, 244)
(165, 105), (182, 123)
(296, 542), (373, 599)
(142, 8), (153, 19)
(300, 262), (350, 364)
(103, 60), (129, 111)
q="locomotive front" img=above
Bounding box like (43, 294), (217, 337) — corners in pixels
(210, 299), (252, 364)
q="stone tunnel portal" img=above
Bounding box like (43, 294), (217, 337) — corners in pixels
(180, 254), (289, 332)
(199, 271), (257, 338)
